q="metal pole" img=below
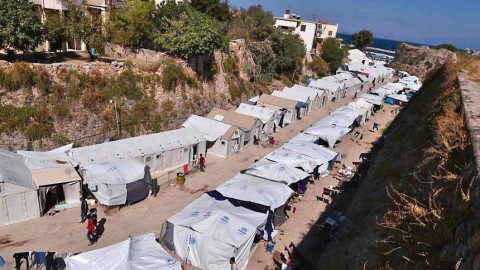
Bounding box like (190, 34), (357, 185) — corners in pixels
(111, 99), (120, 139)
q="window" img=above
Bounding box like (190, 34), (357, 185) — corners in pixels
(300, 25), (306, 32)
(221, 141), (226, 145)
(328, 31), (333, 36)
(146, 156), (152, 162)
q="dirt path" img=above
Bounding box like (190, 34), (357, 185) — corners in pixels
(0, 81), (394, 269)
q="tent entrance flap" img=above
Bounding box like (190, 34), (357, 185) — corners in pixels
(126, 179), (149, 204)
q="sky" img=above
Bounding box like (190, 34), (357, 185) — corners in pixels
(228, 0), (480, 50)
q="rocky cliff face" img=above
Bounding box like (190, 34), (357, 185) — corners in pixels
(390, 43), (455, 80)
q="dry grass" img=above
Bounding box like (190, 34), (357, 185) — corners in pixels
(457, 54), (480, 81)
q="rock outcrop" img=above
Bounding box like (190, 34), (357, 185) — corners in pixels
(390, 43), (455, 80)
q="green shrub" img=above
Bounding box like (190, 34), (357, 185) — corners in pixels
(137, 61), (161, 72)
(280, 75), (293, 87)
(65, 70), (88, 98)
(0, 63), (35, 91)
(161, 62), (185, 92)
(223, 55), (238, 74)
(52, 101), (71, 119)
(34, 68), (52, 96)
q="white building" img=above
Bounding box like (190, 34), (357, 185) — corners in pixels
(317, 20), (339, 39)
(274, 10), (317, 54)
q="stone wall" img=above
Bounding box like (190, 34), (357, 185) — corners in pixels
(104, 44), (166, 62)
(458, 72), (480, 269)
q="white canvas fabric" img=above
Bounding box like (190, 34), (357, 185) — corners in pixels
(235, 103), (278, 124)
(282, 141), (338, 166)
(216, 173), (294, 210)
(313, 114), (355, 128)
(83, 158), (145, 206)
(331, 106), (367, 125)
(273, 89), (309, 103)
(65, 233), (181, 270)
(373, 87), (395, 98)
(308, 79), (342, 93)
(182, 114), (233, 141)
(290, 133), (318, 143)
(70, 127), (205, 167)
(264, 149), (314, 172)
(348, 98), (374, 113)
(383, 83), (405, 93)
(168, 194), (267, 270)
(244, 159), (310, 185)
(0, 150), (35, 189)
(361, 94), (384, 105)
(304, 125), (351, 148)
(287, 85), (324, 101)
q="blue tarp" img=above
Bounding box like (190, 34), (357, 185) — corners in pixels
(296, 102), (309, 109)
(384, 97), (395, 105)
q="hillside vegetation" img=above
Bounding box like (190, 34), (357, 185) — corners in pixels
(317, 56), (479, 269)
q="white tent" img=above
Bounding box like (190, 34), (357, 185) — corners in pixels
(65, 233), (181, 270)
(373, 87), (395, 98)
(216, 173), (294, 210)
(348, 98), (374, 114)
(235, 103), (279, 135)
(286, 84), (326, 109)
(165, 194), (267, 270)
(382, 83), (405, 93)
(308, 79), (342, 101)
(361, 93), (384, 105)
(83, 158), (147, 206)
(244, 159), (310, 185)
(304, 125), (351, 148)
(264, 149), (314, 173)
(272, 89), (311, 114)
(331, 106), (366, 125)
(290, 132), (318, 143)
(313, 114), (356, 128)
(0, 150), (40, 225)
(282, 141), (338, 166)
(182, 115), (245, 158)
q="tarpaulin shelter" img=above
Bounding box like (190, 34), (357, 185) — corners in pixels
(216, 173), (294, 210)
(361, 93), (384, 106)
(0, 150), (40, 225)
(313, 114), (356, 128)
(244, 159), (310, 185)
(348, 98), (374, 115)
(304, 125), (351, 148)
(290, 132), (319, 143)
(18, 145), (82, 214)
(164, 194), (267, 270)
(331, 106), (367, 125)
(83, 158), (149, 206)
(182, 115), (245, 158)
(387, 94), (410, 103)
(65, 233), (181, 270)
(264, 149), (314, 173)
(282, 141), (338, 166)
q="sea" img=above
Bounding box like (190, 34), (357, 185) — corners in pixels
(337, 33), (430, 55)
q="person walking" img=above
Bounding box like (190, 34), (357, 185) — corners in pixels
(199, 154), (205, 172)
(372, 122), (380, 131)
(79, 197), (88, 223)
(230, 257), (238, 270)
(86, 214), (96, 246)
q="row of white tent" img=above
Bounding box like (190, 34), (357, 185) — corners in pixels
(162, 92), (387, 269)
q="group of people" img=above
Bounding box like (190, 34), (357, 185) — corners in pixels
(80, 197), (103, 246)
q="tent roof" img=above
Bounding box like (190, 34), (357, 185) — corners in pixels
(264, 149), (314, 172)
(348, 98), (374, 112)
(18, 148), (81, 186)
(244, 159), (310, 185)
(271, 90), (310, 104)
(288, 84), (325, 99)
(304, 125), (351, 148)
(235, 103), (278, 124)
(182, 115), (237, 141)
(0, 150), (35, 189)
(258, 94), (298, 110)
(282, 140), (338, 165)
(308, 79), (342, 92)
(168, 194), (267, 247)
(361, 93), (384, 105)
(279, 87), (315, 103)
(314, 114), (355, 128)
(216, 173), (294, 210)
(357, 74), (369, 82)
(348, 49), (367, 61)
(64, 233), (181, 270)
(290, 132), (318, 143)
(70, 127), (205, 167)
(83, 158), (145, 185)
(330, 106), (364, 122)
(207, 108), (259, 131)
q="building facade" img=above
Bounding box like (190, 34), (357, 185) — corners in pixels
(274, 10), (317, 54)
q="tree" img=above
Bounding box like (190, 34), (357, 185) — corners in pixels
(111, 0), (156, 50)
(270, 32), (305, 78)
(435, 43), (458, 53)
(352, 29), (373, 51)
(154, 10), (222, 59)
(65, 4), (108, 61)
(0, 0), (43, 51)
(308, 56), (330, 78)
(228, 5), (275, 42)
(44, 10), (68, 50)
(321, 38), (345, 73)
(191, 0), (232, 22)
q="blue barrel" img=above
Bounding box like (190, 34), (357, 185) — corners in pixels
(0, 256), (5, 266)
